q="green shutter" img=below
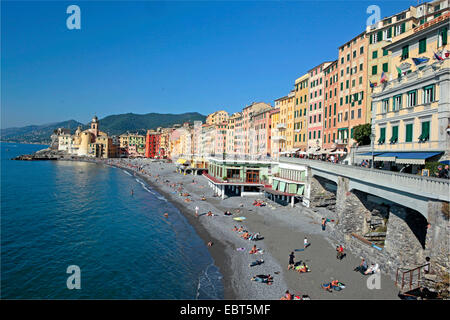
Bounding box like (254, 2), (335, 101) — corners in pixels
(401, 22), (405, 34)
(419, 38), (427, 54)
(387, 27), (392, 38)
(288, 183), (297, 194)
(383, 63), (388, 72)
(442, 27), (448, 46)
(377, 30), (383, 41)
(405, 123), (413, 142)
(297, 185), (305, 195)
(390, 126), (398, 144)
(378, 127), (386, 144)
(370, 34), (373, 44)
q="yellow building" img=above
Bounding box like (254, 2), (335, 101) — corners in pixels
(275, 90), (295, 152)
(293, 73), (309, 152)
(206, 110), (229, 125)
(370, 11), (449, 170)
(269, 108), (282, 158)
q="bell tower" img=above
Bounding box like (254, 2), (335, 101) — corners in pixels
(90, 115), (99, 137)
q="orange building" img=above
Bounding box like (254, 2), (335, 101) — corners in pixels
(337, 32), (369, 150)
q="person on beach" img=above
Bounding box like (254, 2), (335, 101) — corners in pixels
(336, 245), (345, 260)
(304, 237), (310, 249)
(131, 189), (134, 196)
(249, 259), (264, 267)
(237, 226), (243, 233)
(321, 218), (326, 231)
(251, 274), (273, 285)
(280, 290), (293, 300)
(288, 252), (295, 270)
(424, 257), (431, 274)
(207, 241), (213, 247)
(195, 206), (199, 217)
(207, 211), (213, 217)
(354, 258), (368, 273)
(249, 245), (258, 254)
(241, 232), (250, 240)
(233, 226), (238, 232)
(295, 262), (309, 273)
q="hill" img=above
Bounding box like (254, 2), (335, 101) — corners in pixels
(1, 112), (206, 143)
(0, 120), (84, 144)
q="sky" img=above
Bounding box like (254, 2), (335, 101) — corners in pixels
(2, 0), (415, 128)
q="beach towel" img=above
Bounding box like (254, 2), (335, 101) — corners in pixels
(236, 248), (245, 251)
(294, 249), (304, 252)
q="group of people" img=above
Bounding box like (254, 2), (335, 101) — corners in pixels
(232, 226), (262, 241)
(435, 165), (449, 179)
(353, 258), (380, 275)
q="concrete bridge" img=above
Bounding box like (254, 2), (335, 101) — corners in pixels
(280, 157), (449, 219)
(279, 157), (449, 286)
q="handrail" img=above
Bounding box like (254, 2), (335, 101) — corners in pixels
(395, 263), (430, 291)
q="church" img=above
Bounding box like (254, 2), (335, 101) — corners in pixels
(57, 116), (117, 158)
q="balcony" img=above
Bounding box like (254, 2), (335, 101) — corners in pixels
(272, 135), (287, 141)
(277, 123), (287, 129)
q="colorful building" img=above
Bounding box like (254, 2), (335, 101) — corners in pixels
(206, 110), (229, 125)
(293, 73), (309, 152)
(370, 11), (449, 171)
(337, 32), (369, 150)
(275, 91), (295, 152)
(145, 130), (161, 158)
(269, 108), (282, 158)
(323, 60), (339, 150)
(307, 62), (332, 153)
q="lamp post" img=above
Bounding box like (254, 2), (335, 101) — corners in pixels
(370, 133), (376, 170)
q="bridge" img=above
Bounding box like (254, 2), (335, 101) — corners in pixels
(279, 156), (449, 284)
(280, 157), (449, 219)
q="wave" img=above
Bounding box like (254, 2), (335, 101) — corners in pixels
(196, 263), (223, 300)
(122, 170), (132, 176)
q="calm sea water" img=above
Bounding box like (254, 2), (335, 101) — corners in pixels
(1, 142), (224, 299)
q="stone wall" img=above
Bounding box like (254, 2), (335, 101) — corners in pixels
(309, 175), (336, 209)
(425, 201), (450, 283)
(384, 206), (427, 270)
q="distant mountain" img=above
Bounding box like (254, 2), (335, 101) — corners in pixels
(1, 120), (84, 144)
(1, 112), (206, 143)
(92, 112), (206, 136)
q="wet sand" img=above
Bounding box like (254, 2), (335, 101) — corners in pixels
(74, 158), (400, 300)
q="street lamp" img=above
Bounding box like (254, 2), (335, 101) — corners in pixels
(370, 133), (376, 170)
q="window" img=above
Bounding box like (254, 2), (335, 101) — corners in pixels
(390, 125), (398, 144)
(383, 49), (389, 56)
(372, 50), (378, 59)
(357, 108), (362, 118)
(353, 50), (356, 58)
(346, 80), (349, 88)
(405, 123), (413, 142)
(382, 63), (388, 72)
(359, 76), (363, 84)
(360, 63), (363, 71)
(418, 121), (430, 142)
(438, 27), (448, 47)
(401, 45), (409, 60)
(423, 85), (435, 104)
(351, 110), (354, 119)
(407, 90), (417, 107)
(378, 127), (386, 144)
(382, 98), (389, 113)
(419, 38), (427, 54)
(372, 65), (378, 75)
(393, 95), (402, 111)
(360, 47), (364, 54)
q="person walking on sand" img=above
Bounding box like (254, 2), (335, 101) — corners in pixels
(321, 218), (326, 231)
(195, 206), (199, 217)
(304, 237), (310, 249)
(288, 252), (295, 270)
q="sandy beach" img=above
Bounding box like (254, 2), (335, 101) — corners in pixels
(77, 158), (400, 300)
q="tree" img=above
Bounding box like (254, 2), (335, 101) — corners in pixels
(353, 123), (372, 146)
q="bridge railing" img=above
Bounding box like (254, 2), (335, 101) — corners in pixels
(279, 157), (450, 202)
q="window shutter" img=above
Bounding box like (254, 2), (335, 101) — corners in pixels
(401, 22), (405, 33)
(387, 27), (392, 38)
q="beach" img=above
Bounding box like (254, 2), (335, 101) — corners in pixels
(77, 157), (400, 300)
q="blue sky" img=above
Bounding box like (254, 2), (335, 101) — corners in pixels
(2, 0), (414, 128)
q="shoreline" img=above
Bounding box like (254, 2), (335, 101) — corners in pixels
(61, 157), (401, 300)
(67, 158), (238, 299)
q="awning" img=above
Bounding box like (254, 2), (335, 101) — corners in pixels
(374, 152), (398, 162)
(279, 181), (286, 192)
(374, 152), (442, 164)
(395, 152), (442, 165)
(273, 179), (279, 191)
(288, 183), (297, 194)
(297, 185), (305, 195)
(354, 152), (384, 159)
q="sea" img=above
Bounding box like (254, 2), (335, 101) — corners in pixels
(0, 142), (224, 299)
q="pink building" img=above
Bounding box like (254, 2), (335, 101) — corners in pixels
(307, 61), (333, 152)
(251, 108), (272, 156)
